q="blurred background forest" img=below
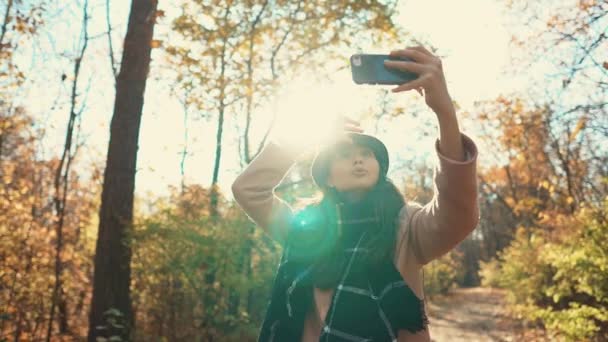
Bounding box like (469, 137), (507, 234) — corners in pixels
(0, 0), (606, 341)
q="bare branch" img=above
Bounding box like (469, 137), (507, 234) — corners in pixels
(0, 0), (13, 51)
(106, 0), (118, 80)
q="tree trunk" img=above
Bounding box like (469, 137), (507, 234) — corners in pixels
(47, 2), (90, 339)
(209, 30), (228, 220)
(58, 294), (69, 334)
(87, 1), (158, 341)
(209, 92), (225, 220)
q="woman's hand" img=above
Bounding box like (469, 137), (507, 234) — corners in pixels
(326, 116), (363, 145)
(383, 46), (455, 118)
(273, 115), (362, 156)
(335, 116), (363, 134)
(384, 45), (465, 161)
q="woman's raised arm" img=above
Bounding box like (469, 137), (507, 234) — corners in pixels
(232, 116), (364, 245)
(231, 141), (298, 246)
(385, 45), (480, 265)
(400, 133), (479, 265)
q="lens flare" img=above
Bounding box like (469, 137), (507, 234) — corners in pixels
(288, 203), (340, 261)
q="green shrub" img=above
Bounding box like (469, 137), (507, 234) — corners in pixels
(478, 257), (502, 288)
(424, 249), (464, 296)
(484, 201), (608, 341)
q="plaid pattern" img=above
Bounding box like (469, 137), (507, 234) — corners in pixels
(258, 196), (428, 341)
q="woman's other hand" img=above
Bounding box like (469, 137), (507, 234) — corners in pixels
(337, 115), (363, 134)
(326, 115), (363, 146)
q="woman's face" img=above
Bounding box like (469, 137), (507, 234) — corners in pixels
(326, 141), (380, 196)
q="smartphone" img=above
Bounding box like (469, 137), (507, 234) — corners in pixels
(350, 54), (419, 85)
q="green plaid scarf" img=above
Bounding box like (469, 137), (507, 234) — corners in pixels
(258, 191), (428, 341)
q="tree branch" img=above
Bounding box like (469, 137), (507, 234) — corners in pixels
(106, 0), (118, 81)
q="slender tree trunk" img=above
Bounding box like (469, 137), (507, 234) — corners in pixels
(13, 311), (22, 342)
(87, 1), (158, 341)
(47, 2), (90, 339)
(209, 45), (227, 220)
(58, 294), (69, 333)
(179, 92), (190, 193)
(245, 224), (255, 314)
(210, 105), (224, 219)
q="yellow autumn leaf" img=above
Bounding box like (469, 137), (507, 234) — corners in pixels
(150, 40), (163, 48)
(568, 116), (587, 142)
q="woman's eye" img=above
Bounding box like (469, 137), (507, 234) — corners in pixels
(339, 151), (352, 159)
(361, 150), (374, 158)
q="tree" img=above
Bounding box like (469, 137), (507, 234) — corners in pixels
(1, 106), (100, 341)
(468, 3), (608, 325)
(504, 0), (607, 197)
(87, 1), (159, 340)
(46, 1), (91, 339)
(127, 184), (278, 340)
(165, 0), (400, 218)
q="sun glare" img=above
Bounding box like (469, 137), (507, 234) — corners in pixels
(269, 72), (374, 153)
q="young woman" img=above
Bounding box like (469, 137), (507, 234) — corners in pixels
(232, 46), (479, 342)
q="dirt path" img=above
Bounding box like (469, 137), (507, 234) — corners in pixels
(426, 287), (548, 342)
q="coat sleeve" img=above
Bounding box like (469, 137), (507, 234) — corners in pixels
(231, 141), (298, 247)
(397, 133), (479, 266)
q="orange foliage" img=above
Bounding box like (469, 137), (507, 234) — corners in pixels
(1, 111), (100, 340)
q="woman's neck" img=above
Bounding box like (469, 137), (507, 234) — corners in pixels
(337, 189), (368, 203)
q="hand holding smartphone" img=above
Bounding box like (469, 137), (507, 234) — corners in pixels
(350, 54), (419, 85)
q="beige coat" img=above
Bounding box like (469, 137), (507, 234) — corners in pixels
(231, 134), (479, 341)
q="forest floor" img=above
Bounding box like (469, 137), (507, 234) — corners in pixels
(427, 287), (552, 342)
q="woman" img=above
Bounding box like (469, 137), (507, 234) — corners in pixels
(232, 46), (479, 341)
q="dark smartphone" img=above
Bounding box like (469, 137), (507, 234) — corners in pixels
(350, 54), (419, 85)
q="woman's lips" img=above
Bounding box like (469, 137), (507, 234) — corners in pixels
(351, 170), (367, 176)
